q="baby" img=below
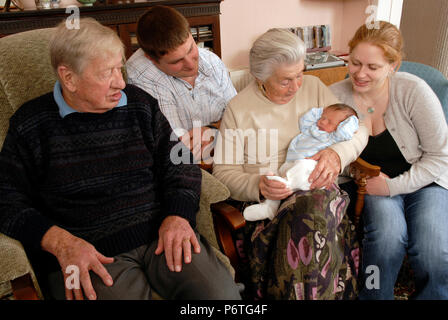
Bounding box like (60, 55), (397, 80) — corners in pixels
(243, 103), (359, 221)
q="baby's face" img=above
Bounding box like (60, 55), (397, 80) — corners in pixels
(317, 108), (348, 132)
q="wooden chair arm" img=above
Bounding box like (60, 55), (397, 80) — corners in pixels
(211, 202), (245, 273)
(199, 162), (213, 173)
(208, 119), (221, 129)
(211, 202), (246, 231)
(349, 157), (381, 228)
(351, 158), (381, 177)
(11, 273), (39, 300)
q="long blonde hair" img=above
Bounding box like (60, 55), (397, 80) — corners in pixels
(349, 21), (404, 70)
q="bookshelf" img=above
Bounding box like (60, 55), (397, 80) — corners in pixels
(190, 25), (214, 51)
(185, 14), (221, 55)
(0, 0), (223, 59)
(118, 9), (221, 58)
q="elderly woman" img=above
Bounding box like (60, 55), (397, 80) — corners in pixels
(330, 21), (448, 299)
(0, 18), (241, 300)
(213, 28), (368, 300)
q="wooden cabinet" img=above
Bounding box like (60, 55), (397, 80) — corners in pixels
(304, 65), (348, 86)
(0, 0), (223, 58)
(117, 11), (221, 59)
(188, 14), (221, 57)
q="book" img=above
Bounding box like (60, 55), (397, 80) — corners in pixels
(321, 24), (331, 47)
(313, 25), (322, 48)
(304, 51), (345, 70)
(285, 24), (332, 51)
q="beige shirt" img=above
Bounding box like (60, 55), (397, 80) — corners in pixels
(213, 75), (369, 201)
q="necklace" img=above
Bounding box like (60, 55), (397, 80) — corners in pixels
(356, 85), (389, 115)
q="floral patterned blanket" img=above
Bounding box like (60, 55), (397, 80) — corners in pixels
(233, 185), (360, 300)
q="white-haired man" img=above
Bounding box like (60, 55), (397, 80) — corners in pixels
(0, 18), (240, 300)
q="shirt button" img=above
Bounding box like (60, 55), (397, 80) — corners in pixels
(401, 146), (406, 149)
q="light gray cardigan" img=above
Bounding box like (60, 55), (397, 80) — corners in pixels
(330, 72), (448, 197)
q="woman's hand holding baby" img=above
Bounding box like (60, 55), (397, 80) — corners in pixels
(308, 148), (341, 190)
(259, 173), (293, 200)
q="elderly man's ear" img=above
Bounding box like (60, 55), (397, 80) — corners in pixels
(57, 65), (78, 93)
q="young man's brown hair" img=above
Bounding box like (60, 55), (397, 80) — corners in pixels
(136, 5), (191, 62)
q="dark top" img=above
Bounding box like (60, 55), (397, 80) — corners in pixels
(360, 129), (411, 178)
(0, 84), (200, 273)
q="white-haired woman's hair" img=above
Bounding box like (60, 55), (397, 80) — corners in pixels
(50, 18), (124, 75)
(249, 28), (306, 81)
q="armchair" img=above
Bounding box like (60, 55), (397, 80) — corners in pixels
(0, 28), (240, 299)
(0, 28), (56, 300)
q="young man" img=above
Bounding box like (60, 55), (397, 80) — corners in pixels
(126, 5), (236, 160)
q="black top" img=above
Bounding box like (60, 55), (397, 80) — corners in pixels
(360, 129), (411, 178)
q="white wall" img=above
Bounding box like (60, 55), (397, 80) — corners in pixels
(376, 0), (403, 27)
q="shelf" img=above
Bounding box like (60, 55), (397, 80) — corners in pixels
(0, 0), (223, 58)
(304, 65), (348, 86)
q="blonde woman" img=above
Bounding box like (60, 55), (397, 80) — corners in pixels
(330, 21), (448, 300)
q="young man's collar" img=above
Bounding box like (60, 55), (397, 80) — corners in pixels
(197, 48), (212, 77)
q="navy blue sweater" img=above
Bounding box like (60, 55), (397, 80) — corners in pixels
(0, 84), (201, 272)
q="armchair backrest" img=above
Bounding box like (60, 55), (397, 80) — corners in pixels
(0, 28), (57, 149)
(229, 68), (253, 93)
(398, 61), (448, 121)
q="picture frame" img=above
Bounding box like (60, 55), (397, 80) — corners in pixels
(12, 0), (24, 9)
(2, 0), (25, 11)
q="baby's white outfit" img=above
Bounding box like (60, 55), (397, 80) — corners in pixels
(243, 107), (359, 221)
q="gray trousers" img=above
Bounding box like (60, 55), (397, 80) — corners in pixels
(46, 234), (241, 300)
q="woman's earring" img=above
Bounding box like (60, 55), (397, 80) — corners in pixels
(257, 81), (268, 97)
(387, 68), (394, 78)
(390, 63), (398, 76)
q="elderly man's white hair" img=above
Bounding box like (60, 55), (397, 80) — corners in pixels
(249, 28), (306, 82)
(50, 17), (125, 76)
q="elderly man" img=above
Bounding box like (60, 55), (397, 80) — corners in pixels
(126, 5), (236, 161)
(0, 18), (240, 300)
